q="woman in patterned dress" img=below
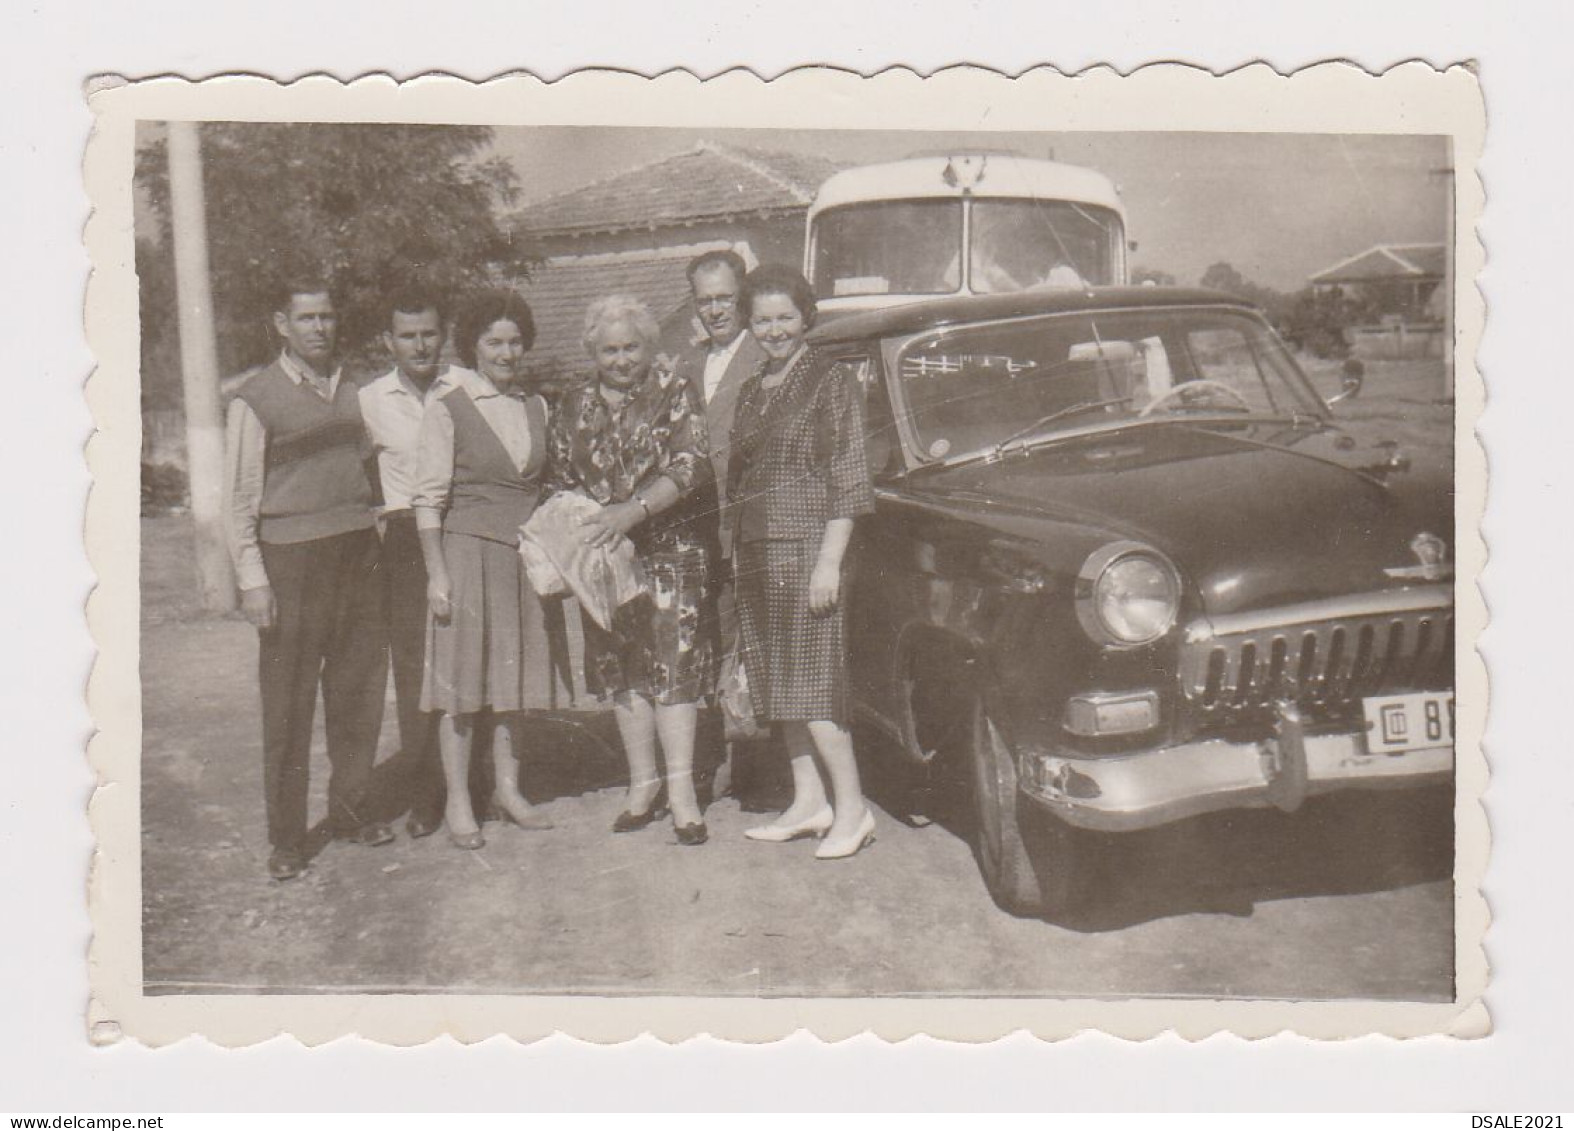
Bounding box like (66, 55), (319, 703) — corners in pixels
(726, 266), (878, 860)
(545, 295), (718, 845)
(412, 290), (564, 849)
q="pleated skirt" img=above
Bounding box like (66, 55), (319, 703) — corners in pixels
(733, 537), (851, 726)
(421, 530), (562, 715)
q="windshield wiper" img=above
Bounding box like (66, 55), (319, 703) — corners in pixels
(990, 398), (1131, 457)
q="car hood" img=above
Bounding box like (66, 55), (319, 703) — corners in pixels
(906, 421), (1454, 617)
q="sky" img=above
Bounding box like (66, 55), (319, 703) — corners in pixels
(490, 127), (1451, 293)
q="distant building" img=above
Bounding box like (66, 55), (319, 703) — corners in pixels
(509, 142), (840, 388)
(1310, 243), (1446, 318)
(1309, 243), (1447, 360)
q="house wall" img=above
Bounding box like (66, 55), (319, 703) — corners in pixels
(535, 212), (810, 361)
(536, 213), (807, 270)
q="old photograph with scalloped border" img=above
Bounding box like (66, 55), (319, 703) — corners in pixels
(83, 65), (1487, 1044)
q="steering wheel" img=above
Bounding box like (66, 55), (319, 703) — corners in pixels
(1138, 379), (1252, 418)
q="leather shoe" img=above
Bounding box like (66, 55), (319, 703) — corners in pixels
(486, 797), (555, 831)
(744, 804), (833, 843)
(337, 822), (396, 848)
(612, 787), (669, 833)
(267, 849), (306, 881)
(674, 821), (709, 846)
(406, 812), (442, 840)
(447, 827), (485, 850)
(815, 808), (877, 860)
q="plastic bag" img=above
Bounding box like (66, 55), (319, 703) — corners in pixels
(717, 639), (759, 739)
(519, 492), (647, 631)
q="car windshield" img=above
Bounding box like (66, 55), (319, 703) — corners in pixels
(969, 199), (1120, 291)
(812, 200), (963, 298)
(893, 308), (1325, 461)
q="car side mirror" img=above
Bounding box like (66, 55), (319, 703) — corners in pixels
(1327, 358), (1365, 405)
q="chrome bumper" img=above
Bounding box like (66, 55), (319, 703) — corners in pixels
(1016, 702), (1453, 832)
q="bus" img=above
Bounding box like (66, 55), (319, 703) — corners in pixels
(805, 153), (1130, 315)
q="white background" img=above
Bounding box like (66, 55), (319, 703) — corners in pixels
(2, 0), (1570, 1112)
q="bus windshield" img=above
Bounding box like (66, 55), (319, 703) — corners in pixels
(811, 197), (1124, 301)
(969, 199), (1122, 292)
(811, 200), (963, 298)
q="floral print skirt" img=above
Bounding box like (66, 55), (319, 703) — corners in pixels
(581, 545), (717, 706)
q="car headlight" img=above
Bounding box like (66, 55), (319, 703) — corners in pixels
(1075, 542), (1181, 646)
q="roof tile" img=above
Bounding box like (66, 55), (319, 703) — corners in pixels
(517, 254), (702, 380)
(516, 142), (839, 237)
(1311, 243), (1447, 284)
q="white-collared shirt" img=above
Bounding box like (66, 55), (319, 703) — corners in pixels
(701, 331), (747, 405)
(358, 365), (451, 515)
(411, 367), (537, 532)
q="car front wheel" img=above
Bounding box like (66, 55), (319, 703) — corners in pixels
(967, 696), (1099, 922)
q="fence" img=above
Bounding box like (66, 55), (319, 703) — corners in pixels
(1348, 322), (1445, 361)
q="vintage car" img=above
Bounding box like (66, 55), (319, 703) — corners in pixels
(814, 287), (1455, 919)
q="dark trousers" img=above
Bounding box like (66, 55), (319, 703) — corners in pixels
(381, 513), (442, 822)
(257, 528), (388, 851)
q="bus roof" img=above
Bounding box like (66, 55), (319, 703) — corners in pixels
(808, 154), (1125, 218)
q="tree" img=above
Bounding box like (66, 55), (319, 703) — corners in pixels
(135, 123), (538, 386)
(1198, 261), (1294, 323)
(1199, 260), (1253, 298)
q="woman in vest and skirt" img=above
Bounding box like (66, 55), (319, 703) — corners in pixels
(727, 266), (878, 859)
(412, 290), (566, 849)
(545, 295), (718, 845)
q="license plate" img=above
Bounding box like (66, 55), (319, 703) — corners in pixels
(1362, 691), (1455, 754)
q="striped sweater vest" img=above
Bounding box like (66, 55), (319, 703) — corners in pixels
(442, 387), (547, 545)
(235, 361), (374, 544)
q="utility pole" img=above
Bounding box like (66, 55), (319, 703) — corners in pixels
(1432, 160), (1456, 403)
(167, 121), (236, 611)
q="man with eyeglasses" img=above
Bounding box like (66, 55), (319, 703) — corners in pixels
(674, 249), (766, 804)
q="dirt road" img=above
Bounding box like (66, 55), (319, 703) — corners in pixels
(140, 519), (1453, 1001)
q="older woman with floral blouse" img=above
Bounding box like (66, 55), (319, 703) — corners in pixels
(546, 294), (719, 845)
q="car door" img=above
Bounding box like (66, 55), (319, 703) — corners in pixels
(839, 350), (925, 742)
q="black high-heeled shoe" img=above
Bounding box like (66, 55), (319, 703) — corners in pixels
(674, 821), (709, 847)
(612, 786), (669, 833)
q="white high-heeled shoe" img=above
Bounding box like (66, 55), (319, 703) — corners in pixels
(744, 804), (834, 843)
(815, 808), (877, 860)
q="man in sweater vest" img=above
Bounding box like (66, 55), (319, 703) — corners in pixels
(358, 284), (453, 840)
(225, 276), (394, 881)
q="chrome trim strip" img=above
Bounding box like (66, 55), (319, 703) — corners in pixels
(1018, 732), (1453, 832)
(1184, 584), (1454, 643)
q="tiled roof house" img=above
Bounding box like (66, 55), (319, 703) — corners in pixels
(509, 142), (840, 386)
(1309, 243), (1449, 361)
(1310, 243), (1446, 286)
(1310, 243), (1447, 319)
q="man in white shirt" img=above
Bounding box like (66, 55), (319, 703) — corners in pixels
(673, 250), (767, 806)
(358, 285), (453, 839)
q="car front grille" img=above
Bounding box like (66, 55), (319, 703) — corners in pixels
(1179, 605), (1454, 717)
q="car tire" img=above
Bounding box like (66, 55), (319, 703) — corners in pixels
(967, 696), (1096, 921)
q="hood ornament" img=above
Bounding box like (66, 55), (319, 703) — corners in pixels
(1384, 531), (1452, 581)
